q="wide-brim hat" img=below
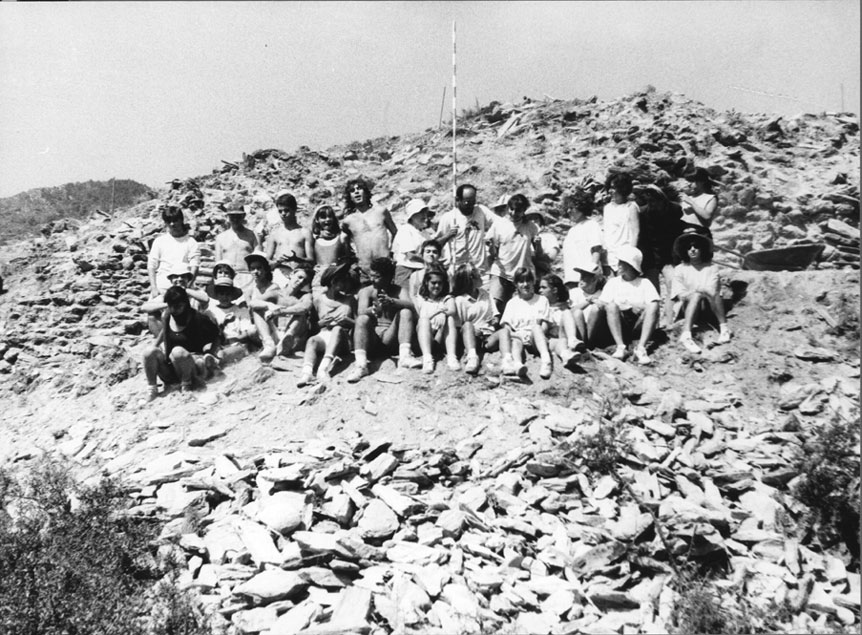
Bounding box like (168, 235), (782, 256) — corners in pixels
(673, 227), (714, 261)
(244, 251), (271, 272)
(405, 198), (433, 221)
(616, 245), (643, 274)
(319, 261), (352, 288)
(166, 263), (194, 281)
(211, 260), (237, 278)
(525, 210), (550, 226)
(208, 274), (244, 301)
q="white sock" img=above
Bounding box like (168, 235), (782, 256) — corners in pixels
(301, 364), (313, 375)
(355, 349), (368, 365)
(681, 331), (693, 340)
(398, 344), (411, 358)
(720, 323), (730, 334)
(466, 348), (478, 358)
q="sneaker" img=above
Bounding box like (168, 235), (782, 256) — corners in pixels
(501, 358), (520, 376)
(569, 340), (588, 354)
(560, 349), (580, 371)
(398, 354), (423, 370)
(680, 334), (702, 354)
(422, 358), (435, 374)
(260, 344), (277, 363)
(464, 355), (480, 375)
(447, 357), (462, 371)
(717, 328), (732, 344)
(297, 369), (315, 387)
(147, 385), (160, 401)
(539, 360), (553, 379)
(634, 346), (651, 365)
(346, 363), (369, 383)
(180, 382), (194, 394)
(612, 345), (627, 360)
(203, 353), (220, 378)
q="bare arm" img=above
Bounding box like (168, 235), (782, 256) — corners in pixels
(383, 209), (398, 241)
(356, 286), (375, 317)
(682, 195), (718, 224)
(628, 204), (640, 248)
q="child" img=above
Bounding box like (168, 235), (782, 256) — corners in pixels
(262, 265), (314, 357)
(244, 252), (281, 362)
(570, 259), (607, 347)
(451, 263), (517, 376)
(310, 205), (353, 294)
(414, 264), (458, 374)
(297, 262), (356, 386)
(598, 245), (659, 364)
(391, 199), (434, 288)
(265, 191), (313, 289)
(538, 274), (585, 370)
(407, 239), (443, 306)
(204, 270), (256, 366)
(671, 228), (730, 353)
(500, 267), (554, 379)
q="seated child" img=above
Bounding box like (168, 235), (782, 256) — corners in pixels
(407, 239), (443, 307)
(500, 267), (554, 379)
(569, 259), (607, 347)
(297, 261), (356, 386)
(263, 265), (314, 357)
(671, 228), (731, 353)
(204, 270), (256, 366)
(538, 274), (585, 370)
(414, 264), (458, 374)
(244, 252), (282, 362)
(141, 263), (210, 336)
(598, 245), (659, 364)
(451, 263), (516, 376)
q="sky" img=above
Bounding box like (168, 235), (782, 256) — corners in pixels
(0, 1), (859, 198)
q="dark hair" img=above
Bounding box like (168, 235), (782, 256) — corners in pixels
(541, 274), (569, 303)
(419, 264), (450, 299)
(562, 190), (595, 217)
(609, 173), (633, 198)
(513, 267), (536, 284)
(508, 193), (531, 212)
(451, 263), (479, 297)
(163, 286), (190, 307)
(370, 256), (396, 280)
(677, 235), (714, 264)
(311, 205), (340, 239)
(420, 239), (442, 255)
(456, 184), (477, 201)
(688, 168), (716, 194)
(161, 205), (184, 224)
(343, 178), (372, 212)
(276, 192), (297, 211)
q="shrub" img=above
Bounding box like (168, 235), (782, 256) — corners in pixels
(566, 418), (632, 475)
(0, 462), (206, 635)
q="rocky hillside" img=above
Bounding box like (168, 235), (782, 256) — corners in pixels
(0, 178), (155, 246)
(0, 89), (859, 635)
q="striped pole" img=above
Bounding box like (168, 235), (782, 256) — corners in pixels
(452, 20), (457, 202)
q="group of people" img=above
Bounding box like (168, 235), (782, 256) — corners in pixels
(141, 171), (731, 399)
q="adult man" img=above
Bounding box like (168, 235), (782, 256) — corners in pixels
(485, 193), (541, 314)
(346, 257), (422, 383)
(391, 198), (434, 288)
(340, 178), (397, 285)
(434, 183), (496, 275)
(215, 204), (259, 294)
(142, 286), (220, 400)
(264, 191), (313, 288)
(147, 205), (200, 299)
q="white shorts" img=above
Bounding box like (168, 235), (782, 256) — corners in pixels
(511, 328), (534, 347)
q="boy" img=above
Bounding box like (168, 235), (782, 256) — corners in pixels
(264, 192), (313, 288)
(214, 204), (259, 294)
(599, 245), (659, 364)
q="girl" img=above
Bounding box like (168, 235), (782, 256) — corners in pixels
(297, 262), (356, 386)
(415, 264), (458, 374)
(310, 205), (352, 293)
(680, 168), (719, 237)
(671, 228), (730, 353)
(451, 263), (517, 376)
(500, 267), (554, 379)
(601, 173), (640, 274)
(570, 260), (608, 347)
(538, 274), (584, 370)
(561, 190), (603, 290)
(245, 252), (281, 362)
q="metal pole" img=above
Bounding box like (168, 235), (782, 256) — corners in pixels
(452, 20), (457, 202)
(438, 86), (447, 128)
(841, 83), (845, 112)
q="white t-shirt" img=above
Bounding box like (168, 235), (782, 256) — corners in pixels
(562, 218), (603, 284)
(455, 289), (498, 331)
(486, 217), (538, 281)
(148, 233), (201, 293)
(391, 224), (427, 269)
(602, 202), (640, 269)
(501, 294), (551, 331)
(599, 276), (659, 313)
(436, 206), (496, 273)
(681, 193), (717, 229)
(671, 262), (720, 299)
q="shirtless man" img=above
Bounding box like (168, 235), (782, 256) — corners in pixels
(340, 178), (397, 285)
(345, 257), (423, 383)
(215, 204), (259, 294)
(264, 191), (313, 288)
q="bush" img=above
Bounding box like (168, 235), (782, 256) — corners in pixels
(0, 462), (206, 635)
(792, 416), (861, 562)
(565, 418), (632, 475)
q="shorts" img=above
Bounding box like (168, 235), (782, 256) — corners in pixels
(488, 275), (515, 304)
(510, 328), (534, 347)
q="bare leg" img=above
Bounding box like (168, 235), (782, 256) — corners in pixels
(660, 264), (675, 327)
(573, 308), (588, 343)
(251, 309), (277, 361)
(444, 317), (458, 360)
(143, 346), (168, 386)
(510, 338), (525, 364)
(637, 303), (660, 350)
(169, 346), (198, 388)
(705, 293), (727, 325)
(605, 303), (626, 349)
(418, 318), (433, 359)
(462, 322), (477, 353)
(585, 305), (604, 347)
(682, 293), (702, 335)
(559, 309), (580, 349)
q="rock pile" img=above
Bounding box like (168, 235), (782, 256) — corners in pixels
(103, 359), (860, 635)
